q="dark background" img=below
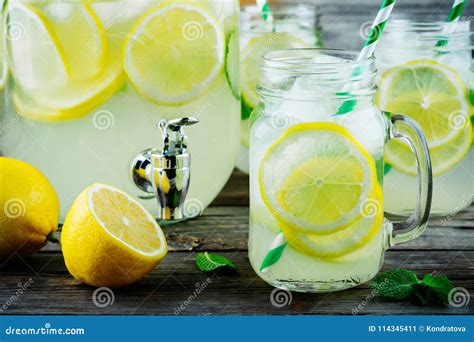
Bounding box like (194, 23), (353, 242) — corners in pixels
(241, 0), (474, 50)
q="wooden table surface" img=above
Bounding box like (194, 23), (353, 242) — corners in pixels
(0, 171), (472, 315)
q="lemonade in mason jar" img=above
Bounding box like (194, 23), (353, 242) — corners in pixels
(1, 0), (240, 221)
(249, 49), (432, 292)
(375, 18), (473, 216)
(237, 3), (322, 173)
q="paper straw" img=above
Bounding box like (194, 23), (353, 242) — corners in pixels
(436, 0), (468, 48)
(337, 0), (396, 114)
(259, 0), (397, 273)
(357, 0), (397, 61)
(256, 0), (273, 22)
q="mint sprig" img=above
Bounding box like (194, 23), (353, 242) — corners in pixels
(196, 252), (236, 273)
(371, 269), (454, 305)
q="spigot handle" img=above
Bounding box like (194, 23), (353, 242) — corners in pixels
(159, 117), (199, 155)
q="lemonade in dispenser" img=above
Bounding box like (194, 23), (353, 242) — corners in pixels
(1, 0), (240, 221)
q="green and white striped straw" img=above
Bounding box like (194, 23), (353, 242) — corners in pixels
(259, 0), (396, 273)
(357, 0), (397, 61)
(436, 0), (468, 48)
(256, 0), (273, 22)
(337, 0), (396, 114)
(447, 0), (467, 22)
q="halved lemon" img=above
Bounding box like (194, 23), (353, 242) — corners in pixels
(281, 184), (384, 258)
(377, 60), (473, 175)
(123, 2), (225, 105)
(259, 122), (378, 235)
(62, 183), (168, 288)
(241, 33), (310, 110)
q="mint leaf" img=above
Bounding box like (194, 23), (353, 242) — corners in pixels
(413, 287), (430, 305)
(420, 274), (454, 304)
(371, 269), (456, 306)
(196, 252), (236, 273)
(370, 269), (420, 300)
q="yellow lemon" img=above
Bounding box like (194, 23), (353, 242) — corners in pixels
(377, 60), (472, 175)
(62, 184), (167, 288)
(259, 122), (378, 235)
(5, 0), (123, 122)
(281, 185), (384, 258)
(123, 2), (225, 105)
(0, 157), (59, 262)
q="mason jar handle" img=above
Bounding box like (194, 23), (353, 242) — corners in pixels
(387, 114), (433, 246)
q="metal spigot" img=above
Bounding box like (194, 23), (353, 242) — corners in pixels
(131, 117), (199, 221)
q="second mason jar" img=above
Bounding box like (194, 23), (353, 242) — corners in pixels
(237, 3), (322, 173)
(375, 17), (474, 217)
(249, 49), (432, 292)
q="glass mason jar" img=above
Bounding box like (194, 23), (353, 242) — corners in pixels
(236, 3), (322, 173)
(1, 0), (240, 221)
(375, 18), (473, 217)
(249, 49), (432, 292)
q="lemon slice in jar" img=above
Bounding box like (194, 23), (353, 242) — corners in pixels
(259, 122), (378, 235)
(377, 60), (472, 175)
(280, 185), (384, 258)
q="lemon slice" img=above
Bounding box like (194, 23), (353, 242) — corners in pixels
(6, 0), (120, 122)
(378, 60), (471, 148)
(87, 184), (167, 256)
(5, 1), (70, 92)
(259, 122), (378, 234)
(386, 122), (472, 176)
(39, 1), (107, 82)
(0, 60), (7, 91)
(241, 33), (310, 109)
(123, 2), (225, 105)
(377, 60), (473, 175)
(13, 68), (125, 122)
(281, 185), (384, 258)
(0, 21), (7, 90)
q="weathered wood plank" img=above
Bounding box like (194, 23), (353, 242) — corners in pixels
(0, 251), (472, 315)
(210, 171), (249, 207)
(39, 204), (474, 253)
(1, 172), (472, 315)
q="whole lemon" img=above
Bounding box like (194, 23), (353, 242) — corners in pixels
(62, 183), (167, 288)
(0, 157), (59, 262)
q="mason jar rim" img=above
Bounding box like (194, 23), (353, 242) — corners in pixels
(240, 3), (318, 33)
(384, 17), (471, 36)
(241, 3), (317, 18)
(257, 48), (378, 102)
(378, 18), (472, 54)
(260, 48), (375, 71)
